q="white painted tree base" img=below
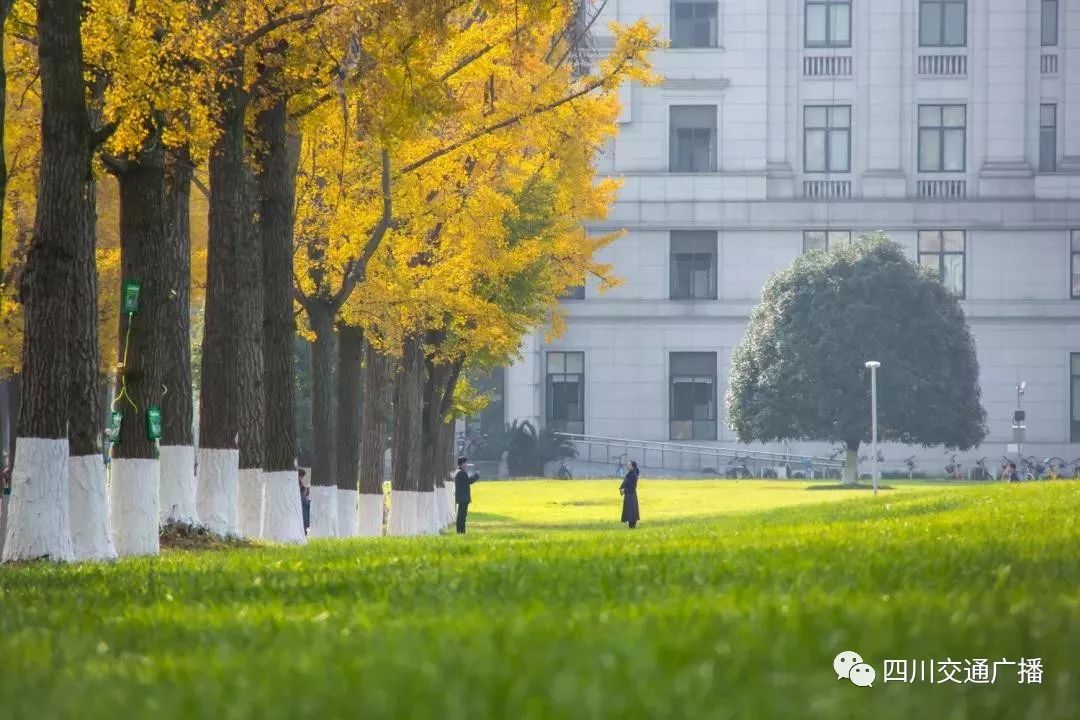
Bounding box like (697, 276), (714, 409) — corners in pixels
(308, 486), (338, 538)
(387, 490), (438, 536)
(159, 445), (198, 524)
(2, 438), (73, 562)
(357, 493), (384, 537)
(69, 454), (117, 561)
(109, 458), (160, 557)
(337, 489), (359, 537)
(434, 485), (448, 530)
(444, 482), (456, 525)
(196, 448), (239, 536)
(261, 471), (306, 544)
(238, 468), (265, 538)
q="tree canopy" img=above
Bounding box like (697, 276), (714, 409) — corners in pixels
(727, 235), (987, 457)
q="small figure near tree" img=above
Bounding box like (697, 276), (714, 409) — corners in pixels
(727, 235), (987, 484)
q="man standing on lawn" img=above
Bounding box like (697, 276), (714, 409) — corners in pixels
(454, 456), (478, 534)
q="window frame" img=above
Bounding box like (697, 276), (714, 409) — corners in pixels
(803, 105), (852, 174)
(670, 231), (718, 300)
(919, 0), (967, 48)
(669, 105), (718, 173)
(545, 351), (585, 434)
(918, 104), (967, 173)
(1072, 352), (1080, 443)
(669, 352), (718, 441)
(804, 0), (852, 49)
(1040, 103), (1057, 173)
(1042, 0), (1059, 47)
(670, 0), (719, 49)
(803, 230), (852, 253)
(918, 230), (967, 299)
(1070, 230), (1080, 300)
(559, 284), (586, 300)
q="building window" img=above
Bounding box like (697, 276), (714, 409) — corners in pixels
(670, 106), (717, 173)
(805, 0), (851, 48)
(918, 104), (966, 173)
(804, 106), (851, 173)
(1071, 231), (1080, 299)
(803, 230), (852, 252)
(918, 230), (966, 298)
(1072, 353), (1080, 442)
(1042, 0), (1058, 46)
(670, 352), (717, 441)
(920, 0), (966, 47)
(546, 352), (584, 434)
(560, 284), (585, 300)
(671, 1), (718, 48)
(1040, 104), (1057, 173)
(670, 231), (718, 300)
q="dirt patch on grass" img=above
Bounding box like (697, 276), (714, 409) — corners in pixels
(160, 521), (256, 551)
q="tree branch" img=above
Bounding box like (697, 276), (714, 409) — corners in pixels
(240, 5), (333, 47)
(330, 147), (392, 310)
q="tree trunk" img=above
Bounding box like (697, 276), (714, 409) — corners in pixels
(843, 443), (860, 486)
(0, 1), (11, 271)
(294, 337), (313, 468)
(159, 148), (197, 524)
(4, 374), (19, 467)
(389, 335), (430, 535)
(421, 357), (450, 530)
(68, 172), (114, 561)
(4, 0), (90, 562)
(358, 341), (391, 536)
(334, 324), (362, 537)
(307, 302), (338, 537)
(257, 94), (304, 544)
(236, 166), (265, 539)
(110, 154), (169, 557)
(197, 68), (245, 536)
(438, 418), (456, 526)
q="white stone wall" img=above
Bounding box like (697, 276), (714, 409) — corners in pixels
(504, 0), (1080, 465)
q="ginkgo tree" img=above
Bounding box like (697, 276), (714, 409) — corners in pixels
(291, 0), (657, 536)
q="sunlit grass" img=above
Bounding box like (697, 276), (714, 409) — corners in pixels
(0, 480), (1076, 719)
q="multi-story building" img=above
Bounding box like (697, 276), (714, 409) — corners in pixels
(486, 0), (1080, 472)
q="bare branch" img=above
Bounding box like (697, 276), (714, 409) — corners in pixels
(240, 4), (333, 47)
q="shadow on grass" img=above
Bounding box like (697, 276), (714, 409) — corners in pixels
(806, 483), (895, 491)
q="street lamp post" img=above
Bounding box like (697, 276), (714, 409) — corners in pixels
(865, 361), (881, 496)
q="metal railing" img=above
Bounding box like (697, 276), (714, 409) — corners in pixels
(803, 55), (852, 77)
(553, 432), (844, 477)
(918, 53), (967, 77)
(803, 179), (852, 200)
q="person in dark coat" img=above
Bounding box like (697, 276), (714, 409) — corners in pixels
(454, 456), (478, 534)
(619, 460), (640, 529)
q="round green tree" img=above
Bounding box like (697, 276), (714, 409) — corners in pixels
(726, 235), (987, 484)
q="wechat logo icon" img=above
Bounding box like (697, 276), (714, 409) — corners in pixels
(834, 651), (876, 687)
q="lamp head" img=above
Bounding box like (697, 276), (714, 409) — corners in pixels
(865, 361), (881, 369)
(1018, 381), (1026, 393)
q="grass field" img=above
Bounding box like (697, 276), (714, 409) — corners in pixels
(1, 479), (1078, 719)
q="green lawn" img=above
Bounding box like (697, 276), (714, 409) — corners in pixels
(1, 480), (1078, 719)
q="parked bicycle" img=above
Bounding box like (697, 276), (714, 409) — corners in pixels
(1069, 458), (1080, 480)
(1044, 457), (1067, 481)
(969, 457), (992, 481)
(557, 456), (573, 480)
(903, 455), (918, 480)
(725, 455), (752, 479)
(944, 454), (963, 480)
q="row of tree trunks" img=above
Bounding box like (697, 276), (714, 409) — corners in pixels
(236, 166), (265, 538)
(257, 89), (305, 544)
(358, 342), (392, 536)
(334, 324), (363, 537)
(3, 0), (92, 561)
(110, 153), (169, 556)
(159, 148), (197, 524)
(196, 65), (245, 536)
